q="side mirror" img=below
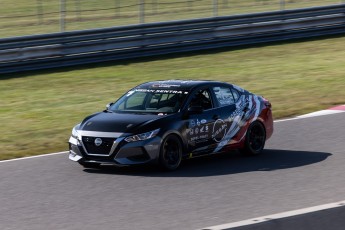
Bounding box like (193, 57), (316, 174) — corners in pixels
(106, 102), (114, 110)
(187, 106), (203, 114)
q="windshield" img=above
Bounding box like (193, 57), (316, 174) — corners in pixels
(109, 88), (189, 114)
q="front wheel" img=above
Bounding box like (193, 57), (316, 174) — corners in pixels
(240, 121), (266, 156)
(159, 135), (183, 171)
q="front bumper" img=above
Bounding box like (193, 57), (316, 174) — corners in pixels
(68, 135), (161, 166)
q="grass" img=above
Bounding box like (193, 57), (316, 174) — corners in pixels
(1, 35), (345, 160)
(0, 0), (341, 38)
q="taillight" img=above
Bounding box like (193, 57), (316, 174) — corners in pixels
(265, 101), (271, 109)
(263, 98), (272, 109)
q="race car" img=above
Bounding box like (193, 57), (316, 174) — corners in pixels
(69, 80), (273, 170)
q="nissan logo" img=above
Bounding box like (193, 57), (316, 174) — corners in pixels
(94, 138), (103, 146)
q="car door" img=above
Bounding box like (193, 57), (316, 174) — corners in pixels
(208, 84), (244, 153)
(184, 87), (224, 156)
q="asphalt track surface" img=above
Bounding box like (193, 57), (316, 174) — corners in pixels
(1, 112), (345, 230)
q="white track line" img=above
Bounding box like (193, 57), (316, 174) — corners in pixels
(273, 117), (300, 123)
(1, 105), (345, 163)
(296, 109), (345, 118)
(201, 200), (345, 230)
(274, 105), (345, 122)
(0, 151), (68, 163)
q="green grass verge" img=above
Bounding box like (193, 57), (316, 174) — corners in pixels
(0, 0), (340, 38)
(1, 36), (345, 160)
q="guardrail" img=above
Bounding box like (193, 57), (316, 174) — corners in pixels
(1, 4), (345, 74)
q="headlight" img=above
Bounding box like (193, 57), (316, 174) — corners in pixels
(125, 129), (160, 142)
(71, 124), (81, 139)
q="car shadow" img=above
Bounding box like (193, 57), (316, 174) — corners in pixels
(83, 149), (332, 177)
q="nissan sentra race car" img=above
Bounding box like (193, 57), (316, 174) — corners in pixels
(69, 80), (273, 170)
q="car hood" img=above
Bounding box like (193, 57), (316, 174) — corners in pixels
(79, 112), (160, 133)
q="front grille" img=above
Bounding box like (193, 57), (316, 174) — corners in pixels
(82, 136), (116, 155)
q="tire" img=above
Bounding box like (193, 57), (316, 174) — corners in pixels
(240, 121), (266, 156)
(159, 135), (183, 171)
(78, 161), (101, 169)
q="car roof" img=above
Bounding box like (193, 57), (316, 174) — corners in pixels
(136, 80), (232, 91)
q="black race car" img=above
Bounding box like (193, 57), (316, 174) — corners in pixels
(69, 80), (273, 170)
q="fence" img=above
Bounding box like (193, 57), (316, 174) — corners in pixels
(0, 0), (343, 38)
(1, 4), (345, 74)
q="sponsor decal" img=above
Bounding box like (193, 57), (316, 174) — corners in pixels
(200, 125), (209, 133)
(212, 119), (227, 142)
(196, 119), (201, 126)
(198, 134), (208, 139)
(228, 96), (249, 121)
(188, 124), (209, 142)
(190, 120), (196, 128)
(191, 134), (208, 142)
(156, 80), (194, 85)
(134, 88), (188, 94)
(152, 84), (182, 88)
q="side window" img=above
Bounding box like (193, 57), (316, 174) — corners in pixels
(189, 89), (213, 110)
(231, 88), (240, 102)
(213, 86), (236, 106)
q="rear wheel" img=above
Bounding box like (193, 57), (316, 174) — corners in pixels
(159, 135), (183, 171)
(78, 161), (101, 169)
(240, 121), (266, 156)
